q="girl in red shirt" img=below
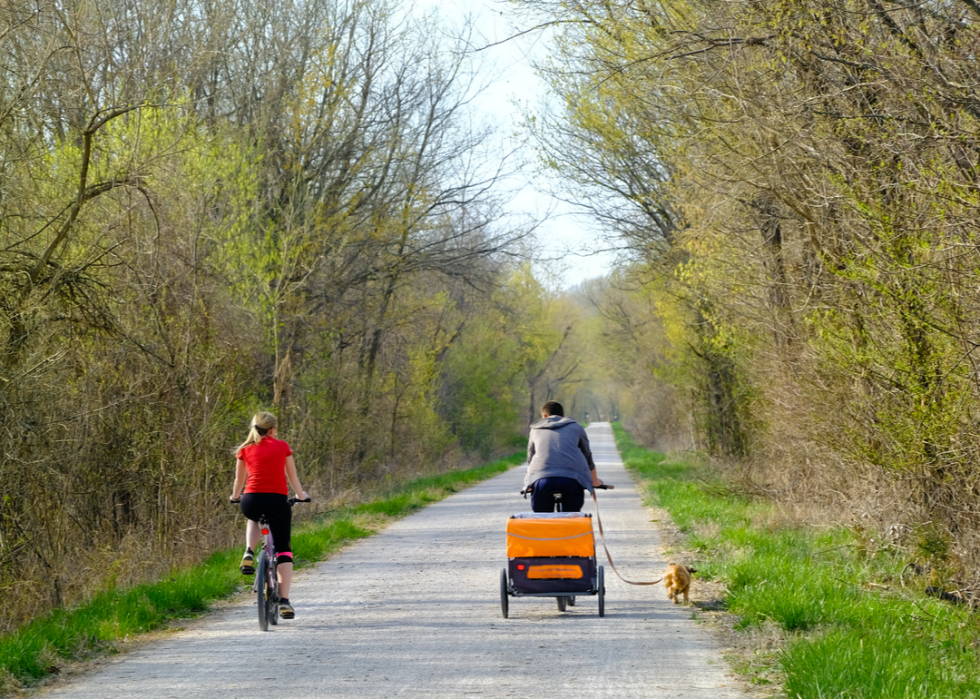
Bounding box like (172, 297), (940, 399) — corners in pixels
(230, 411), (309, 619)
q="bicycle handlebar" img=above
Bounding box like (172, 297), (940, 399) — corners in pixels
(519, 484), (613, 495)
(228, 496), (312, 504)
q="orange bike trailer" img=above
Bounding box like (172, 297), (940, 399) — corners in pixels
(500, 512), (605, 617)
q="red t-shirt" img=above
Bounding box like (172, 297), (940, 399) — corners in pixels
(237, 437), (293, 495)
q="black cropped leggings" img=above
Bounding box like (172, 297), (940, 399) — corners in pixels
(240, 492), (293, 564)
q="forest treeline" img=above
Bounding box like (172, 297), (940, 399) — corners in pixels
(9, 0), (980, 637)
(0, 0), (592, 632)
(519, 0), (980, 592)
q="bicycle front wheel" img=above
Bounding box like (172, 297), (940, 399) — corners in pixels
(256, 550), (270, 631)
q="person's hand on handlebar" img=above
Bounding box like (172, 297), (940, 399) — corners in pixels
(595, 481), (615, 490)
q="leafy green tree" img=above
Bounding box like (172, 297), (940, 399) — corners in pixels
(513, 0), (980, 561)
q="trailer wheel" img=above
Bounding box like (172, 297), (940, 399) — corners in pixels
(557, 595), (567, 612)
(500, 568), (509, 619)
(567, 596), (576, 606)
(597, 565), (605, 617)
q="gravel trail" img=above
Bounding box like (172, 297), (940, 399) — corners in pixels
(42, 423), (749, 698)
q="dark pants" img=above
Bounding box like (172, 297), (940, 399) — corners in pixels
(240, 492), (293, 563)
(530, 477), (585, 512)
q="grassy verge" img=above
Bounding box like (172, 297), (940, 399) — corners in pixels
(0, 453), (525, 692)
(613, 423), (980, 698)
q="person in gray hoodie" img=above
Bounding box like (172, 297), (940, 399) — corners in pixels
(523, 401), (613, 512)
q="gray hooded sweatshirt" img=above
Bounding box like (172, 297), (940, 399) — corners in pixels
(523, 416), (597, 493)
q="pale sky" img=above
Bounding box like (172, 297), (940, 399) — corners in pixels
(424, 0), (618, 288)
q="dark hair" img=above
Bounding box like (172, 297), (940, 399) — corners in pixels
(541, 401), (564, 417)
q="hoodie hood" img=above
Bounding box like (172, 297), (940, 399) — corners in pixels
(529, 416), (578, 430)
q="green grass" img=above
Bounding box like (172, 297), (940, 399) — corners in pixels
(0, 452), (525, 691)
(612, 423), (980, 699)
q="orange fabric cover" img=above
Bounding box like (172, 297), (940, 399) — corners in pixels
(528, 564), (583, 579)
(506, 517), (595, 558)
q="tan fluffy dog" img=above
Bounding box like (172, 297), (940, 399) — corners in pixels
(663, 563), (696, 604)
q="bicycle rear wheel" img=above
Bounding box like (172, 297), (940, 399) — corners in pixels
(256, 551), (270, 631)
(268, 559), (279, 626)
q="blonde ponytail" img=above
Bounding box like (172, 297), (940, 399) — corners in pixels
(234, 411), (277, 454)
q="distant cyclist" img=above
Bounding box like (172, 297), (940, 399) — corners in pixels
(230, 411), (309, 619)
(523, 401), (612, 512)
